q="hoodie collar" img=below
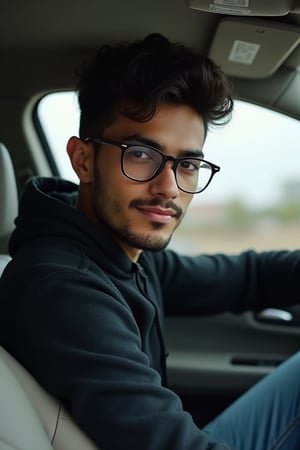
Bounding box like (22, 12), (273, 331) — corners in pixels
(9, 176), (134, 274)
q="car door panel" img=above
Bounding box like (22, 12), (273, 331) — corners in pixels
(165, 309), (300, 395)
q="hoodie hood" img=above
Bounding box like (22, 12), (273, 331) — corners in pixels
(9, 176), (132, 273)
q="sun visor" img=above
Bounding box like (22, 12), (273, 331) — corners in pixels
(208, 18), (300, 78)
(187, 0), (300, 16)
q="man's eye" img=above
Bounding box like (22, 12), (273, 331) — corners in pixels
(180, 160), (200, 172)
(127, 147), (151, 159)
(133, 151), (148, 159)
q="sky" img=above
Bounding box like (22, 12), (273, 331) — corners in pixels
(38, 92), (300, 209)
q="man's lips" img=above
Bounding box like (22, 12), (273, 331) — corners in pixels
(136, 206), (177, 223)
(129, 198), (183, 223)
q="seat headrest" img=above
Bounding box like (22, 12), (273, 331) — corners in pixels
(0, 143), (18, 241)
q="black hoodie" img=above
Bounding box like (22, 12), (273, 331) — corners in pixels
(0, 176), (299, 450)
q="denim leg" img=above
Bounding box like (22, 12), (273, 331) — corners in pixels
(203, 352), (300, 450)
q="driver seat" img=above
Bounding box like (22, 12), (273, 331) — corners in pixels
(0, 143), (98, 450)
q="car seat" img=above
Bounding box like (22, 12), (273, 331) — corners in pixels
(0, 142), (18, 272)
(0, 143), (99, 449)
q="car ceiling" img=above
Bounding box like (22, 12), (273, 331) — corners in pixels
(0, 0), (299, 179)
(1, 0), (300, 99)
(1, 0), (219, 49)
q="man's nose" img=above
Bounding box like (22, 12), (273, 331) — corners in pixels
(148, 161), (179, 198)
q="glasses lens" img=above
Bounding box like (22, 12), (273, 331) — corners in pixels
(123, 146), (162, 181)
(176, 159), (213, 193)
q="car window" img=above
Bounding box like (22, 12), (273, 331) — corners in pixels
(36, 92), (300, 254)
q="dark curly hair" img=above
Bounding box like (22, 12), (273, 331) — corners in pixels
(77, 33), (234, 138)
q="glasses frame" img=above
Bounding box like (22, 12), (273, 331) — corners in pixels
(84, 137), (220, 194)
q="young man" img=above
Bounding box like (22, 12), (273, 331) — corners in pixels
(0, 34), (300, 450)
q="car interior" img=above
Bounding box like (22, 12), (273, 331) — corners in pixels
(1, 0), (300, 448)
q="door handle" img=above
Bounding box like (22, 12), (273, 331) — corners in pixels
(255, 308), (293, 325)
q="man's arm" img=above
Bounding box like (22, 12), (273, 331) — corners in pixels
(151, 249), (300, 316)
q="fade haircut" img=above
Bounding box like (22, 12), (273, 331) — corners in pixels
(77, 33), (234, 138)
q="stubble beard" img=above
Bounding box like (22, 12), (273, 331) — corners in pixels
(92, 173), (184, 252)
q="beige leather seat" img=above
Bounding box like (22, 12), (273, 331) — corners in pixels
(0, 346), (98, 450)
(0, 143), (98, 450)
(0, 142), (18, 269)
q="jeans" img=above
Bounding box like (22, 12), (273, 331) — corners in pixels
(203, 351), (300, 450)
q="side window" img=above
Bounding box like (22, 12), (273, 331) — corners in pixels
(36, 93), (300, 254)
(172, 101), (300, 254)
(37, 91), (80, 183)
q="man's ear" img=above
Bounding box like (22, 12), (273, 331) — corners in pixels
(67, 136), (94, 183)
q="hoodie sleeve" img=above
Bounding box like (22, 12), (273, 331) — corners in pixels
(150, 249), (300, 316)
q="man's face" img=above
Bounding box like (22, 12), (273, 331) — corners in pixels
(89, 103), (205, 260)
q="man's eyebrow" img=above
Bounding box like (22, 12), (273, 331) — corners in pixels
(124, 134), (163, 150)
(124, 134), (204, 158)
(181, 149), (204, 158)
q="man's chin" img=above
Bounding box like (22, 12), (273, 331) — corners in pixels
(141, 223), (174, 250)
(121, 229), (173, 252)
(142, 238), (171, 252)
